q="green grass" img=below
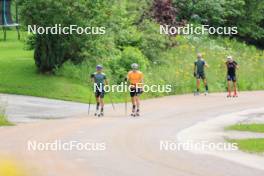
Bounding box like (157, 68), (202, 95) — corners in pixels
(0, 31), (104, 103)
(226, 124), (264, 133)
(229, 138), (264, 153)
(0, 114), (13, 126)
(226, 123), (264, 153)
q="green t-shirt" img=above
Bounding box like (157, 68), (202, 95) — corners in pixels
(195, 59), (206, 73)
(91, 72), (107, 85)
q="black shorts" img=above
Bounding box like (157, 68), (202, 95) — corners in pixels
(196, 72), (206, 80)
(130, 87), (143, 97)
(227, 75), (236, 82)
(95, 89), (105, 98)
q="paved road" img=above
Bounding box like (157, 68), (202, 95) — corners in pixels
(0, 92), (264, 176)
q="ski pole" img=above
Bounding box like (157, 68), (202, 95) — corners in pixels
(125, 92), (127, 115)
(108, 92), (115, 110)
(88, 92), (93, 115)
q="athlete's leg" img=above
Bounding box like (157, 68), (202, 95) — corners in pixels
(196, 78), (200, 92)
(233, 81), (237, 96)
(95, 95), (100, 115)
(135, 96), (140, 111)
(99, 97), (104, 113)
(130, 88), (136, 114)
(131, 96), (136, 113)
(96, 97), (100, 111)
(227, 81), (232, 96)
(203, 78), (209, 92)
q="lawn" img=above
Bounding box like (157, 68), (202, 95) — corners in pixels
(226, 124), (264, 133)
(0, 31), (95, 103)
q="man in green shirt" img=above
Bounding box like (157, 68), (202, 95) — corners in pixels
(91, 65), (108, 117)
(194, 53), (209, 95)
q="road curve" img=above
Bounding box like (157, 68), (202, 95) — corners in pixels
(0, 91), (264, 176)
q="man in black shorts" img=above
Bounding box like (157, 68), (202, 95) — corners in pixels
(226, 56), (239, 97)
(194, 53), (209, 95)
(91, 65), (108, 117)
(127, 63), (144, 117)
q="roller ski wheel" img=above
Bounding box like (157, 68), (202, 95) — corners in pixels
(136, 112), (140, 117)
(204, 92), (208, 96)
(227, 93), (232, 98)
(233, 94), (238, 98)
(131, 112), (136, 117)
(98, 112), (104, 117)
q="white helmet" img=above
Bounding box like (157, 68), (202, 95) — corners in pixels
(131, 63), (139, 70)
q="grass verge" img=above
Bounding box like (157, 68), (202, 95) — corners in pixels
(226, 124), (264, 133)
(229, 138), (264, 153)
(0, 114), (13, 126)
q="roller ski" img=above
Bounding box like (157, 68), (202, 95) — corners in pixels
(131, 112), (136, 117)
(95, 111), (104, 117)
(204, 91), (208, 96)
(233, 93), (238, 98)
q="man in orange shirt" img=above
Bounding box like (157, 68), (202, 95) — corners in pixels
(127, 63), (144, 117)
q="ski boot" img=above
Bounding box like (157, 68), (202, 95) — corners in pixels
(227, 92), (232, 98)
(94, 110), (99, 116)
(204, 91), (208, 96)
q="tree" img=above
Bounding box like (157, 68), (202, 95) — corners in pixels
(18, 0), (111, 72)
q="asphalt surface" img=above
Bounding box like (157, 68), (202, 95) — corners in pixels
(0, 92), (264, 176)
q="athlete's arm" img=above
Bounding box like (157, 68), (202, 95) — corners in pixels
(105, 78), (109, 85)
(140, 73), (144, 84)
(235, 62), (239, 69)
(193, 62), (197, 76)
(205, 61), (209, 68)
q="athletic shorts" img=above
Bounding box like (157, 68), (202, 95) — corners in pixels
(227, 74), (236, 82)
(95, 89), (105, 98)
(196, 72), (206, 80)
(130, 87), (143, 97)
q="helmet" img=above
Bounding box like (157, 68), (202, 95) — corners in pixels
(96, 65), (103, 70)
(131, 63), (139, 70)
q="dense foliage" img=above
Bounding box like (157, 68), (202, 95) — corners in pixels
(10, 0), (263, 99)
(173, 0), (264, 47)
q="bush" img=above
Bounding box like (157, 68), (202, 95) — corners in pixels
(19, 0), (112, 72)
(108, 47), (149, 83)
